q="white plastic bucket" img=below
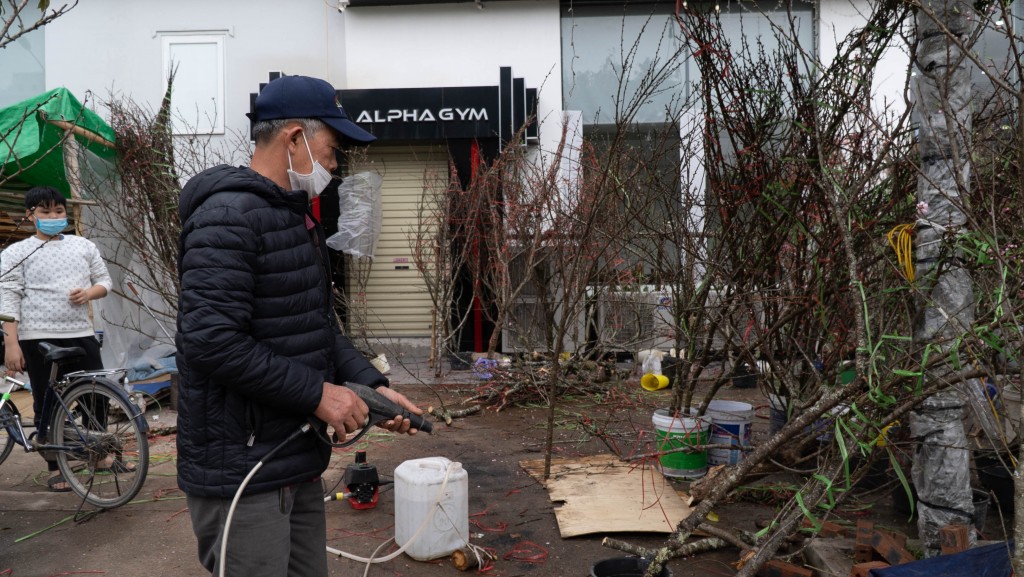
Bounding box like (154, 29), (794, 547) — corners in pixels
(651, 409), (710, 479)
(707, 400), (753, 466)
(394, 457), (469, 561)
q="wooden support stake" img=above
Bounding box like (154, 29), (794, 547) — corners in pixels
(45, 117), (116, 148)
(429, 307), (436, 369)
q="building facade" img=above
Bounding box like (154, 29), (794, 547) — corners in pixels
(4, 0), (933, 353)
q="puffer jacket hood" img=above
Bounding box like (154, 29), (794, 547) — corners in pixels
(179, 164), (303, 222)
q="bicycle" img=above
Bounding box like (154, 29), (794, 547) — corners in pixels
(0, 341), (150, 509)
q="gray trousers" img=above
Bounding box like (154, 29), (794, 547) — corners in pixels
(187, 479), (328, 577)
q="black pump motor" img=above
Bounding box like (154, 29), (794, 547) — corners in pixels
(342, 450), (380, 509)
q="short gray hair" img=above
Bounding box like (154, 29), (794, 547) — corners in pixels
(252, 118), (327, 145)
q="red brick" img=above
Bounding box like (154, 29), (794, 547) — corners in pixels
(939, 524), (971, 555)
(869, 530), (915, 565)
(856, 520), (874, 545)
(756, 559), (813, 577)
(851, 561), (889, 577)
(820, 521), (849, 537)
(854, 544), (876, 563)
(880, 528), (907, 549)
(802, 518), (849, 537)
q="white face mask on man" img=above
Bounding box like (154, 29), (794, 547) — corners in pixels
(287, 132), (333, 200)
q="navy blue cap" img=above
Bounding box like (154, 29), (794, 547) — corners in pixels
(247, 75), (375, 144)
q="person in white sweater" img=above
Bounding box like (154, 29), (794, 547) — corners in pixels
(0, 186), (113, 492)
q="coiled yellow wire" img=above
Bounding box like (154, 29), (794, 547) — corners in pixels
(887, 224), (915, 281)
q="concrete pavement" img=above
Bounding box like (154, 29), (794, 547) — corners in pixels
(0, 353), (487, 577)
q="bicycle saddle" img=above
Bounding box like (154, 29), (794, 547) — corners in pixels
(38, 342), (87, 365)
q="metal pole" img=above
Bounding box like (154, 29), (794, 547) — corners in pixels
(126, 281), (175, 342)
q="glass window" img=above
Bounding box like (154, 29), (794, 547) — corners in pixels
(562, 5), (687, 125)
(560, 1), (816, 286)
(0, 4), (46, 108)
(561, 2), (815, 126)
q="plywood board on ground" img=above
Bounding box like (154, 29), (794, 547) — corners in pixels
(520, 454), (692, 537)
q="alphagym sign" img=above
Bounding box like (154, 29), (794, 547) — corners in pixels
(340, 67), (538, 145)
(355, 105), (490, 124)
(251, 67), (537, 145)
(343, 86), (496, 140)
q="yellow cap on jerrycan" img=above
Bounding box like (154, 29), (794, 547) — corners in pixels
(394, 457), (469, 561)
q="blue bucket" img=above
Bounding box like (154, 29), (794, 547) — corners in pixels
(706, 400), (753, 466)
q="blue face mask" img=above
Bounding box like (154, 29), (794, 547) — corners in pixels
(36, 217), (68, 236)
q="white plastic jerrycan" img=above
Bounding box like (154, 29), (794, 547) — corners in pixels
(393, 456), (469, 561)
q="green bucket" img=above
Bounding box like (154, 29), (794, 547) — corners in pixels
(838, 361), (856, 385)
(652, 409), (710, 479)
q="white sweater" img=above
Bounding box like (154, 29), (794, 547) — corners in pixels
(0, 234), (113, 340)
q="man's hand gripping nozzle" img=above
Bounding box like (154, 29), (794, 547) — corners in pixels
(328, 383), (432, 447)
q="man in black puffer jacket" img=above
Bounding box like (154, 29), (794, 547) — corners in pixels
(176, 75), (423, 577)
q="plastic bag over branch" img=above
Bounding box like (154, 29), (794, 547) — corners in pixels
(327, 171), (384, 259)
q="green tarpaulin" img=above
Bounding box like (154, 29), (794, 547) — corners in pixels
(0, 87), (116, 197)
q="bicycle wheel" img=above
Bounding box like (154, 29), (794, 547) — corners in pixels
(0, 404), (17, 466)
(51, 378), (149, 508)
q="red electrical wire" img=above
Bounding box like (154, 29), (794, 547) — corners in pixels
(471, 518), (509, 533)
(166, 507), (189, 522)
(502, 540), (548, 564)
(477, 546), (499, 573)
(469, 507), (509, 532)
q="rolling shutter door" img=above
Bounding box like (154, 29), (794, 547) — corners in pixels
(349, 145), (448, 339)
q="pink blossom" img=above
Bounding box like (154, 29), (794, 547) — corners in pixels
(916, 201), (929, 216)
